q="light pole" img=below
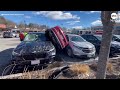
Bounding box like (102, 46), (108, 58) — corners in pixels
(24, 20), (26, 30)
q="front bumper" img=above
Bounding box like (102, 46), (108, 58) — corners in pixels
(11, 54), (56, 65)
(110, 47), (120, 55)
(72, 47), (96, 58)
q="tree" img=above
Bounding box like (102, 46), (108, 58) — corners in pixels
(96, 11), (118, 79)
(28, 23), (34, 29)
(18, 22), (25, 29)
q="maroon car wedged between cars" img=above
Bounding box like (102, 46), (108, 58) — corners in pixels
(45, 26), (69, 51)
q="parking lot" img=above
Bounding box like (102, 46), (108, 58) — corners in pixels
(0, 37), (119, 76)
(0, 37), (20, 75)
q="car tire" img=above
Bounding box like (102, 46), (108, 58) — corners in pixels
(66, 47), (74, 58)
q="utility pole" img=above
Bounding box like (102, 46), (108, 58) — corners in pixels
(24, 20), (26, 30)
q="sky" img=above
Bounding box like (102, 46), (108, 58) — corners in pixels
(0, 11), (103, 29)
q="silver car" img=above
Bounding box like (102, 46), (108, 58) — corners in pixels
(66, 34), (96, 58)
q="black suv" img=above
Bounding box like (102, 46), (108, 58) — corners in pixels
(11, 32), (56, 65)
(81, 34), (120, 56)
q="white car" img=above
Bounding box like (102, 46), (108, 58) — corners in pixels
(66, 34), (96, 58)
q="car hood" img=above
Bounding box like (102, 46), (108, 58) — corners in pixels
(13, 41), (54, 55)
(72, 41), (94, 48)
(111, 41), (120, 45)
(111, 41), (120, 47)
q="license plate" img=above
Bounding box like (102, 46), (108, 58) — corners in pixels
(31, 60), (40, 65)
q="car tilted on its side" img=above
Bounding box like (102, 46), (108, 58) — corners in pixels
(45, 26), (69, 51)
(11, 32), (56, 65)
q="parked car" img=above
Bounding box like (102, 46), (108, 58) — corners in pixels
(11, 32), (56, 65)
(65, 34), (96, 58)
(81, 34), (120, 56)
(45, 26), (69, 51)
(3, 31), (17, 38)
(112, 35), (120, 42)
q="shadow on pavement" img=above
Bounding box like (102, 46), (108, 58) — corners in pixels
(0, 48), (14, 76)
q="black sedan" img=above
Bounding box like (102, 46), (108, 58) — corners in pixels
(11, 32), (56, 65)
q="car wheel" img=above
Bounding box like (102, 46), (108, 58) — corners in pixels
(66, 48), (74, 58)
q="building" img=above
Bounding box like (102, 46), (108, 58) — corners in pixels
(91, 24), (120, 35)
(0, 24), (6, 29)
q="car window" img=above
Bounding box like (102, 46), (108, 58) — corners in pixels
(94, 35), (102, 41)
(71, 36), (86, 42)
(81, 35), (88, 40)
(87, 35), (98, 41)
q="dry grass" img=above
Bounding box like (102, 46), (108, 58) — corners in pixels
(107, 63), (113, 72)
(2, 61), (113, 79)
(89, 62), (114, 73)
(69, 63), (91, 75)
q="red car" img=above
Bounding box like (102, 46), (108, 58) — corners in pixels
(45, 26), (69, 50)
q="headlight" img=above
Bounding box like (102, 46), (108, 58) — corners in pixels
(12, 51), (20, 56)
(73, 45), (83, 50)
(47, 48), (56, 55)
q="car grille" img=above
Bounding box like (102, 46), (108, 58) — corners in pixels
(22, 53), (47, 60)
(82, 48), (94, 53)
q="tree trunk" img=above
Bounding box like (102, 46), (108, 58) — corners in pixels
(96, 11), (118, 79)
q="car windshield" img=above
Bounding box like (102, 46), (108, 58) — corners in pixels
(70, 35), (86, 42)
(24, 33), (48, 42)
(94, 35), (102, 41)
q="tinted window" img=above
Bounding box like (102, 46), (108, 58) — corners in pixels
(81, 35), (88, 40)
